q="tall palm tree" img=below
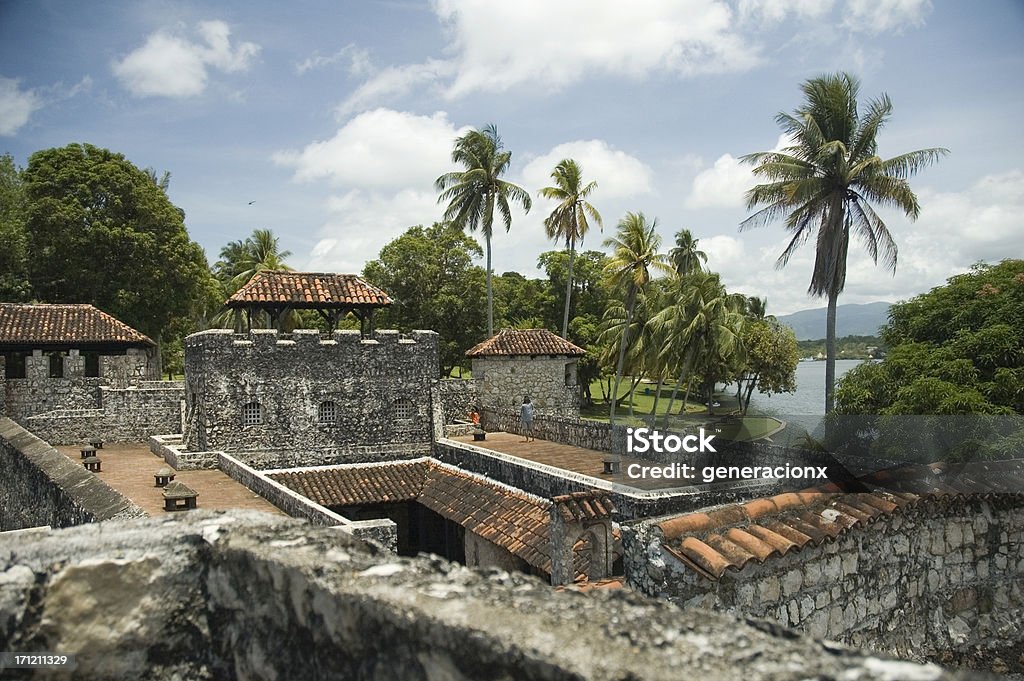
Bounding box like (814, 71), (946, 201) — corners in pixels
(603, 212), (673, 436)
(539, 158), (603, 338)
(436, 124), (532, 337)
(741, 72), (947, 412)
(232, 228), (293, 288)
(669, 228), (708, 277)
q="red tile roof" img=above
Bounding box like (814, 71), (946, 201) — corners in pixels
(552, 491), (617, 523)
(269, 460), (555, 571)
(658, 459), (1024, 581)
(226, 271), (393, 308)
(466, 329), (586, 358)
(0, 304), (154, 348)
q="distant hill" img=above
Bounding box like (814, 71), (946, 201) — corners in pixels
(776, 301), (891, 341)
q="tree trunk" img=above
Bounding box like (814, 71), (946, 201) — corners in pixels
(825, 289), (838, 413)
(650, 378), (661, 417)
(486, 234), (494, 338)
(562, 239), (575, 338)
(608, 288), (636, 426)
(663, 367), (686, 429)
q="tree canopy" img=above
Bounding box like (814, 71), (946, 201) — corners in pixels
(21, 143), (211, 343)
(363, 223), (487, 376)
(0, 153), (30, 301)
(836, 260), (1024, 415)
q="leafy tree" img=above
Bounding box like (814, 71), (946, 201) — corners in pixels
(538, 158), (603, 337)
(537, 250), (611, 339)
(363, 223), (487, 376)
(669, 228), (707, 277)
(736, 319), (799, 415)
(741, 72), (947, 412)
(0, 153), (31, 301)
(22, 143), (210, 343)
(603, 212), (672, 429)
(492, 271), (552, 331)
(435, 124), (532, 338)
(836, 260), (1024, 416)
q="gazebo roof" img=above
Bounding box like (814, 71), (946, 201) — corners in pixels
(465, 329), (586, 358)
(226, 271), (393, 310)
(0, 304), (154, 350)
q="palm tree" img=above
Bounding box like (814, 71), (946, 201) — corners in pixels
(436, 124), (532, 337)
(669, 228), (708, 277)
(603, 212), (673, 435)
(232, 228), (293, 288)
(539, 158), (603, 338)
(741, 72), (947, 412)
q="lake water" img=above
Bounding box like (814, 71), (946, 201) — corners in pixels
(740, 359), (865, 439)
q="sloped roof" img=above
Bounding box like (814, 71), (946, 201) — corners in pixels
(466, 329), (586, 358)
(656, 459), (1024, 581)
(269, 460), (555, 572)
(0, 304), (154, 348)
(226, 271), (393, 308)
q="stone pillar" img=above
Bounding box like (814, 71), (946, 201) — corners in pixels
(548, 492), (617, 586)
(65, 349), (85, 378)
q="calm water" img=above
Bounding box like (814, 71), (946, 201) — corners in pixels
(748, 359), (865, 416)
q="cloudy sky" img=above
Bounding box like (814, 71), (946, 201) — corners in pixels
(2, 0), (1022, 314)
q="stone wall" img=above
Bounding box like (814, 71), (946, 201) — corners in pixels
(434, 438), (779, 520)
(482, 408), (623, 452)
(1, 347), (159, 421)
(438, 377), (476, 424)
(623, 496), (1024, 665)
(0, 510), (974, 681)
(22, 384), (184, 445)
(0, 417), (146, 531)
(472, 355), (580, 418)
(184, 329), (438, 462)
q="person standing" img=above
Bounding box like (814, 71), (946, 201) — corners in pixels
(520, 396), (535, 442)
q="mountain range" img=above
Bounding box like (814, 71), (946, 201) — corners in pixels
(775, 301), (891, 341)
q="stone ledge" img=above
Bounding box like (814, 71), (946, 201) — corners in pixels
(0, 510), (981, 681)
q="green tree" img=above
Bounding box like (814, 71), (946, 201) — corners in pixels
(836, 260), (1024, 416)
(537, 250), (611, 339)
(736, 319), (799, 415)
(538, 158), (603, 337)
(229, 228), (293, 288)
(22, 143), (210, 343)
(669, 228), (707, 277)
(0, 153), (31, 301)
(741, 72), (947, 412)
(603, 212), (672, 431)
(435, 124), (532, 338)
(363, 223), (487, 376)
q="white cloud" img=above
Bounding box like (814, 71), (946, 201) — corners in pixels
(273, 109), (471, 189)
(296, 44), (372, 76)
(0, 76), (42, 135)
(520, 140), (654, 202)
(337, 59), (454, 116)
(304, 188), (444, 272)
(686, 134), (790, 208)
(112, 20), (259, 98)
(714, 169), (1024, 315)
(340, 0), (760, 112)
(737, 0), (835, 24)
(844, 0), (931, 34)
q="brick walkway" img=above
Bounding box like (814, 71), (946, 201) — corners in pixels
(56, 443), (284, 517)
(450, 431), (697, 491)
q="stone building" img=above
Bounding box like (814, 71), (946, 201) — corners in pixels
(466, 329), (585, 418)
(0, 303), (160, 421)
(183, 328), (439, 467)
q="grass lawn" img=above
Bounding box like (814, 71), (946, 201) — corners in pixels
(581, 377), (783, 442)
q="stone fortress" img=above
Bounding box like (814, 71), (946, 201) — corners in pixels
(1, 271), (1021, 679)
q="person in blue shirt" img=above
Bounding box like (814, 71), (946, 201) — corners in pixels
(520, 396), (535, 442)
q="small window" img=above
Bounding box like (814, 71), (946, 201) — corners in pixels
(242, 401), (263, 426)
(49, 353), (64, 378)
(84, 352), (100, 377)
(318, 400), (337, 424)
(564, 362), (576, 387)
(4, 352), (27, 379)
(394, 399), (415, 421)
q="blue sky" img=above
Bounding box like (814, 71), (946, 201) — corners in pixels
(2, 0), (1022, 314)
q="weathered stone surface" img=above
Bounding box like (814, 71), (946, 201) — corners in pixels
(0, 511), (983, 681)
(0, 418), (146, 531)
(183, 329), (438, 468)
